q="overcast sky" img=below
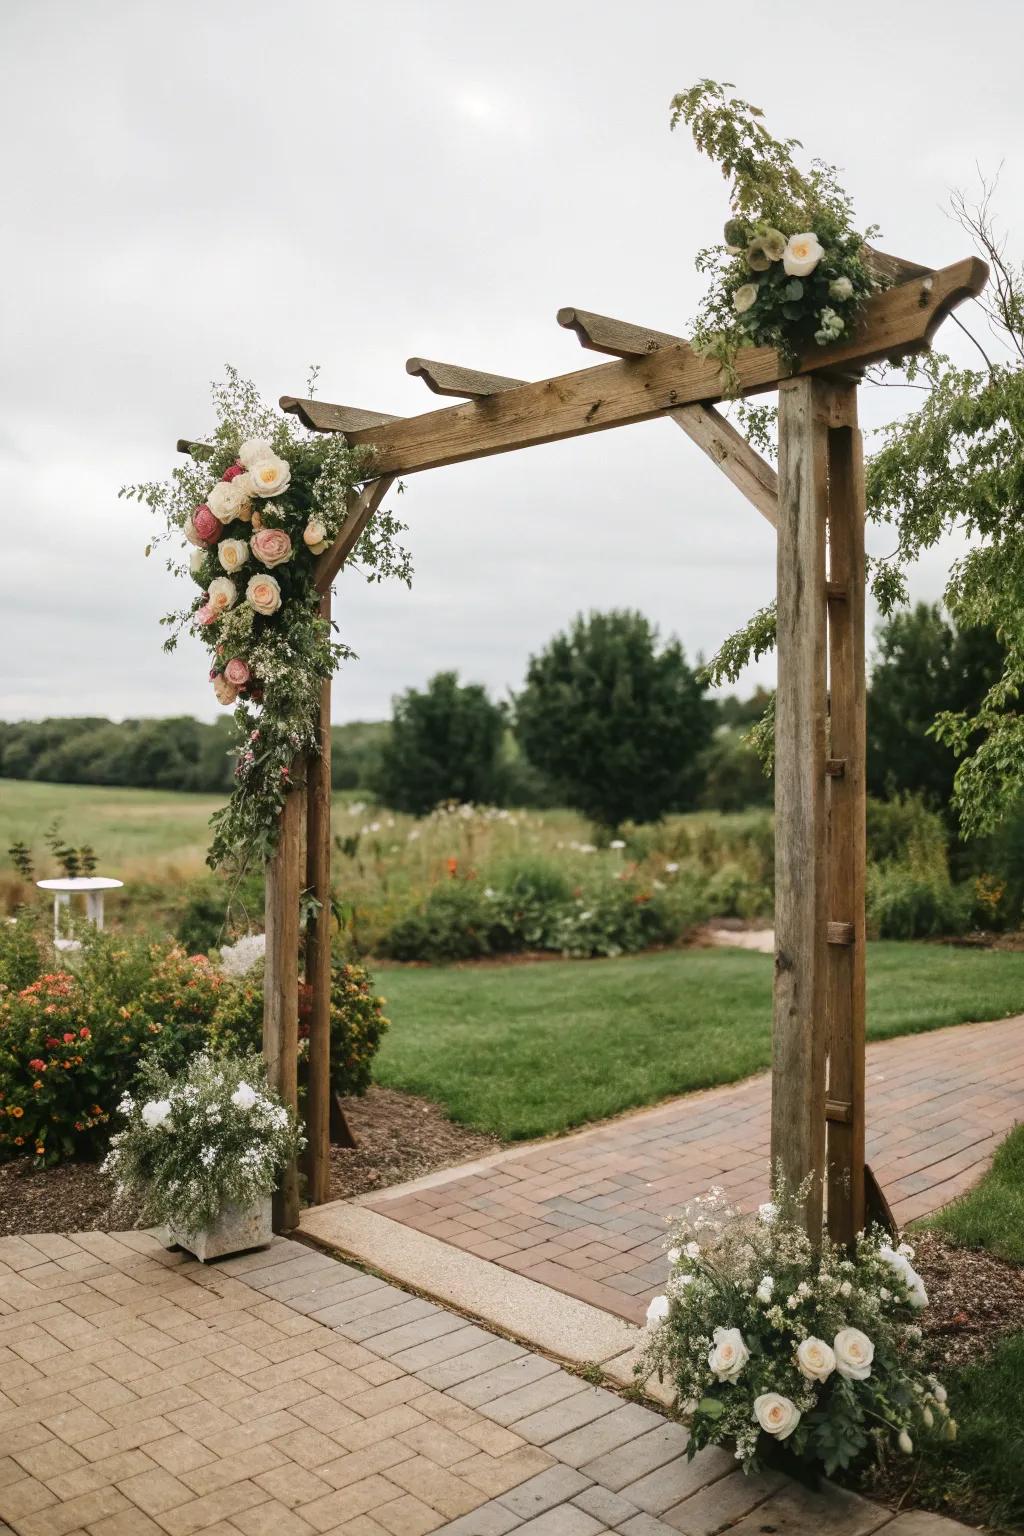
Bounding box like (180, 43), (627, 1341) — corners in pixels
(2, 0), (1021, 725)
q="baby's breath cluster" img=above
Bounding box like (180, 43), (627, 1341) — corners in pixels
(640, 1181), (953, 1477)
(122, 368), (412, 871)
(103, 1050), (303, 1234)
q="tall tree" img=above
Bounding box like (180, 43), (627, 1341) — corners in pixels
(371, 672), (506, 815)
(867, 604), (1004, 811)
(515, 610), (712, 829)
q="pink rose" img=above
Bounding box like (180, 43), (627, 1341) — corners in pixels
(251, 527), (293, 568)
(222, 462), (245, 482)
(212, 674), (238, 706)
(195, 603), (216, 627)
(224, 657), (251, 689)
(191, 505), (220, 545)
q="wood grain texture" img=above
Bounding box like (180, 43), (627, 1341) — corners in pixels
(313, 477), (396, 593)
(264, 770), (304, 1232)
(670, 404), (778, 527)
(824, 400), (868, 1246)
(281, 258), (987, 476)
(772, 376), (830, 1237)
(278, 398), (402, 432)
(304, 592), (333, 1207)
(556, 307), (684, 357)
(406, 358), (526, 398)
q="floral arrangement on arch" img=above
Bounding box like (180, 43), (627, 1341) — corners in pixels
(640, 1184), (954, 1479)
(122, 370), (412, 870)
(672, 81), (882, 388)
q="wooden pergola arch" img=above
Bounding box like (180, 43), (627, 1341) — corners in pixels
(180, 250), (987, 1243)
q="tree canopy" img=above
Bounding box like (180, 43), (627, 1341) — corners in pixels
(371, 671), (506, 815)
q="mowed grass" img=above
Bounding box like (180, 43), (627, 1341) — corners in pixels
(375, 943), (1024, 1140)
(925, 1122), (1024, 1265)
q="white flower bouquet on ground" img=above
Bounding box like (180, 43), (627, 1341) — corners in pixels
(104, 1051), (304, 1239)
(639, 1183), (954, 1478)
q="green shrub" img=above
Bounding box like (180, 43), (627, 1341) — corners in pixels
(378, 881), (496, 963)
(485, 857), (572, 951)
(209, 958), (388, 1100)
(866, 794), (948, 866)
(554, 875), (708, 958)
(175, 870), (265, 954)
(0, 907), (45, 992)
(866, 864), (973, 939)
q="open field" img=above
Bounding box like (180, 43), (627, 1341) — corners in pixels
(374, 942), (1024, 1139)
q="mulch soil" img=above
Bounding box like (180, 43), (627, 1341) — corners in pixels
(0, 1084), (501, 1239)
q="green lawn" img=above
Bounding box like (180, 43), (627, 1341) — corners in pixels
(375, 942), (1024, 1140)
(927, 1122), (1024, 1265)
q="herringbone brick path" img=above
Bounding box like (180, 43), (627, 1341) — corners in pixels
(364, 1014), (1024, 1325)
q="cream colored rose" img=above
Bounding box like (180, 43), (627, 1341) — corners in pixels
(834, 1327), (874, 1381)
(304, 518), (330, 555)
(238, 437), (275, 469)
(189, 548), (207, 576)
(248, 455), (292, 498)
(783, 232), (825, 277)
(212, 674), (238, 707)
(796, 1337), (836, 1383)
(753, 1393), (800, 1440)
(218, 538), (249, 574)
(707, 1326), (749, 1383)
(251, 527), (293, 568)
(878, 1245), (928, 1310)
(207, 480), (251, 524)
(733, 283), (759, 315)
(206, 576), (237, 614)
(645, 1294), (670, 1329)
(246, 573), (282, 616)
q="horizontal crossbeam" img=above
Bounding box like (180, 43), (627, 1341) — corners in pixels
(406, 358), (526, 398)
(281, 258), (986, 478)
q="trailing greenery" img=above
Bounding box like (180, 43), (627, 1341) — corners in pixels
(671, 80), (879, 387)
(103, 1051), (303, 1233)
(121, 368), (411, 871)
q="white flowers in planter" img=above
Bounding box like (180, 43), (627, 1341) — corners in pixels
(639, 1184), (953, 1477)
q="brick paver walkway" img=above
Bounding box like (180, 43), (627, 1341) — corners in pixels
(362, 1014), (1024, 1325)
(0, 1230), (962, 1536)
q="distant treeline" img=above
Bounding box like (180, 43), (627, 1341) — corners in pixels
(0, 717), (391, 797)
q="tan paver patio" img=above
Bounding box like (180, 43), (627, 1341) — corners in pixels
(358, 1014), (1024, 1325)
(0, 1230), (966, 1536)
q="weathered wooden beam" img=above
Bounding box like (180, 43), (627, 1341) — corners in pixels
(669, 405), (778, 528)
(313, 477), (396, 594)
(264, 769), (304, 1233)
(556, 307), (683, 358)
(406, 358), (525, 399)
(281, 258), (986, 476)
(304, 592), (333, 1208)
(278, 398), (402, 433)
(862, 244), (932, 287)
(176, 438), (215, 461)
(825, 393), (868, 1247)
(772, 374), (830, 1239)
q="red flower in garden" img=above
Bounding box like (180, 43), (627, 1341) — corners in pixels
(79, 1027), (90, 1039)
(28, 1059), (46, 1071)
(447, 858), (458, 878)
(63, 1032), (75, 1044)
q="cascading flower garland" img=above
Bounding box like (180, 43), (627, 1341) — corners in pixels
(123, 369), (411, 871)
(672, 80), (883, 389)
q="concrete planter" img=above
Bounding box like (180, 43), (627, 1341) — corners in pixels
(167, 1196), (273, 1263)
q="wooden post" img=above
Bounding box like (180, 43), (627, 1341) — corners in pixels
(824, 388), (867, 1245)
(772, 376), (830, 1236)
(264, 768), (304, 1232)
(304, 590), (334, 1205)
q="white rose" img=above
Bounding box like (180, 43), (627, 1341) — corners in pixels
(303, 518), (330, 555)
(755, 1275), (774, 1304)
(218, 538), (249, 574)
(878, 1246), (928, 1310)
(646, 1294), (670, 1329)
(733, 282), (759, 314)
(684, 1242), (700, 1260)
(248, 455), (292, 498)
(231, 1082), (258, 1111)
(238, 437), (275, 469)
(189, 548), (207, 576)
(666, 1247), (681, 1266)
(829, 275), (854, 301)
(753, 1393), (800, 1440)
(246, 573), (282, 616)
(141, 1099), (172, 1130)
(796, 1337), (836, 1383)
(707, 1326), (749, 1382)
(206, 576), (237, 614)
(207, 480), (251, 524)
(783, 232), (825, 278)
(834, 1327), (874, 1381)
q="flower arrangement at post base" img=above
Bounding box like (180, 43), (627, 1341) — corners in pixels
(121, 369), (412, 872)
(103, 1050), (304, 1236)
(639, 1182), (954, 1480)
(671, 80), (882, 390)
